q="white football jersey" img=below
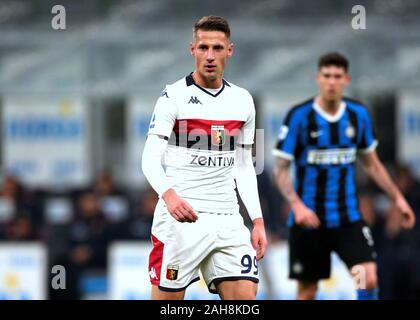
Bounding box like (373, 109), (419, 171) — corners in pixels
(147, 73), (256, 214)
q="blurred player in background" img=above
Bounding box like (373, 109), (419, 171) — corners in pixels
(141, 15), (267, 300)
(273, 52), (416, 300)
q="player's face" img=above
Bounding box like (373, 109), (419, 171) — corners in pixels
(316, 66), (350, 101)
(190, 30), (233, 84)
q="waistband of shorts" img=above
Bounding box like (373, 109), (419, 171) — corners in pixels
(156, 199), (240, 216)
(196, 211), (235, 216)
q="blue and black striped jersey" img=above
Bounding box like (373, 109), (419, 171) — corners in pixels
(273, 97), (378, 228)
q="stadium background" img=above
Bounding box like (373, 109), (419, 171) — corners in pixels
(0, 0), (419, 299)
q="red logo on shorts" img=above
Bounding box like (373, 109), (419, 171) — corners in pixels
(166, 265), (179, 280)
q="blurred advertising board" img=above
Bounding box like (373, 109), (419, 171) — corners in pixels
(2, 96), (91, 188)
(108, 242), (151, 300)
(126, 94), (156, 188)
(398, 90), (420, 178)
(108, 241), (354, 300)
(260, 90), (314, 169)
(0, 243), (47, 300)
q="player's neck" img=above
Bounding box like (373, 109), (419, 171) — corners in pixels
(192, 71), (223, 89)
(316, 96), (342, 116)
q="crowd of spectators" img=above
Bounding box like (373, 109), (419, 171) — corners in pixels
(0, 171), (157, 299)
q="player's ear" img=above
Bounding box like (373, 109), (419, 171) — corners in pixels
(189, 41), (195, 56)
(227, 42), (234, 58)
(315, 70), (321, 84)
(345, 73), (352, 85)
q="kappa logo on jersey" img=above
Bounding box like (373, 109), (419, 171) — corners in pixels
(211, 125), (225, 146)
(160, 88), (169, 98)
(166, 265), (179, 280)
(188, 96), (202, 104)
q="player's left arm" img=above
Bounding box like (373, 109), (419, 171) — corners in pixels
(359, 150), (416, 229)
(235, 144), (268, 261)
(235, 92), (267, 260)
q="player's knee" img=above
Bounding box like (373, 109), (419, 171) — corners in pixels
(236, 290), (256, 300)
(219, 282), (257, 300)
(299, 288), (317, 300)
(233, 285), (257, 300)
(364, 271), (378, 290)
(298, 282), (318, 300)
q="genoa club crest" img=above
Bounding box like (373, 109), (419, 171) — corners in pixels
(211, 125), (225, 146)
(166, 265), (179, 280)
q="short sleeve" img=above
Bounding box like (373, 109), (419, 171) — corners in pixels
(272, 109), (301, 161)
(358, 108), (378, 154)
(237, 93), (256, 145)
(147, 87), (177, 138)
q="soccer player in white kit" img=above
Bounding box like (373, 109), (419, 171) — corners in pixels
(141, 16), (267, 300)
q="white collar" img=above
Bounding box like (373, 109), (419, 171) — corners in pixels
(203, 85), (223, 94)
(313, 101), (346, 122)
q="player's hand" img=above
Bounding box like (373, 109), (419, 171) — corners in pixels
(162, 188), (198, 223)
(292, 201), (321, 228)
(251, 218), (268, 261)
(395, 195), (416, 229)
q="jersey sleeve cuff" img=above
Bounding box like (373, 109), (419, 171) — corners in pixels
(147, 131), (170, 140)
(158, 184), (173, 198)
(236, 143), (253, 148)
(358, 140), (378, 154)
(236, 140), (254, 146)
(248, 210), (263, 221)
(272, 149), (294, 160)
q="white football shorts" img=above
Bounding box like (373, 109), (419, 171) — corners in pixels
(148, 203), (259, 293)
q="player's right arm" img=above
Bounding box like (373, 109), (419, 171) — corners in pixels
(272, 109), (320, 228)
(141, 87), (198, 223)
(274, 158), (320, 228)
